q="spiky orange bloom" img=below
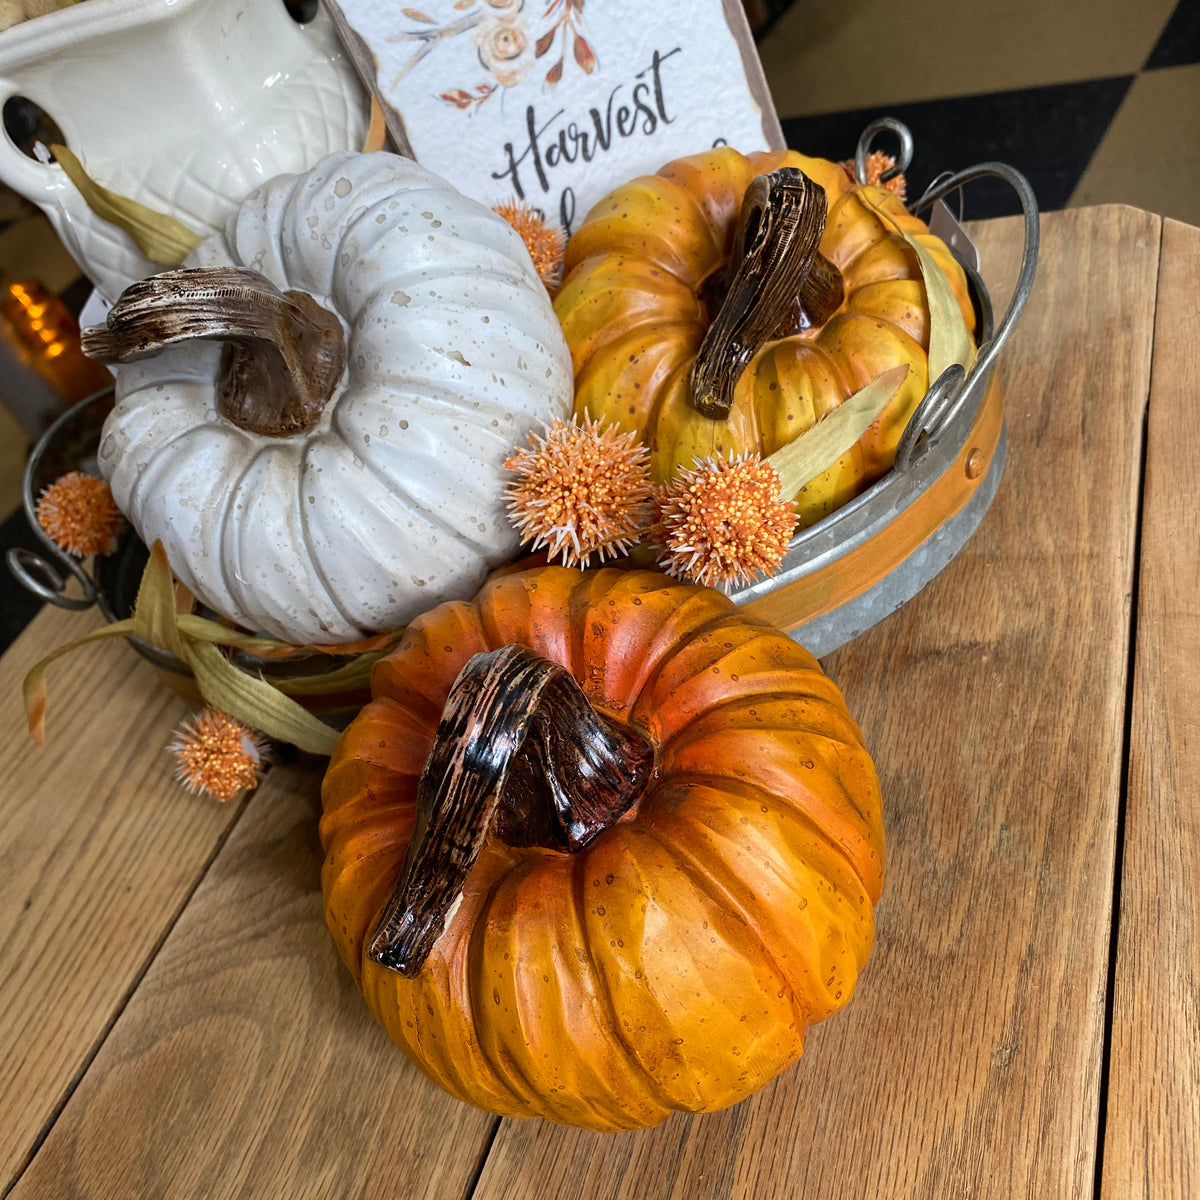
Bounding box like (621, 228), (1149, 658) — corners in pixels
(169, 708), (269, 803)
(841, 151), (907, 200)
(505, 413), (653, 568)
(493, 199), (567, 294)
(35, 471), (122, 556)
(656, 453), (796, 588)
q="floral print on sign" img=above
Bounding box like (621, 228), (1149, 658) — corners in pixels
(389, 0), (595, 112)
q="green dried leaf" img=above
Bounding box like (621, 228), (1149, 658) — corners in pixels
(175, 613), (300, 655)
(26, 542), (344, 755)
(131, 540), (186, 658)
(51, 144), (202, 266)
(863, 192), (975, 380)
(768, 364), (911, 500)
(182, 640), (340, 756)
(23, 619), (137, 745)
(272, 647), (393, 696)
(908, 234), (974, 380)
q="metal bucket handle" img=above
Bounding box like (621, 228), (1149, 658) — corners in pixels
(8, 132), (1038, 612)
(895, 361), (968, 470)
(6, 545), (98, 610)
(4, 393), (104, 611)
(850, 121), (1039, 472)
(853, 117), (914, 186)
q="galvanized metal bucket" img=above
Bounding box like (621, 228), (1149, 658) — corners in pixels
(7, 120), (1037, 663)
(6, 388), (369, 712)
(734, 120), (1039, 654)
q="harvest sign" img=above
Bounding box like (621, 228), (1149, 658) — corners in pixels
(326, 0), (783, 233)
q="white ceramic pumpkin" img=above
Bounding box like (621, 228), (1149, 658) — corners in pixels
(91, 151), (572, 644)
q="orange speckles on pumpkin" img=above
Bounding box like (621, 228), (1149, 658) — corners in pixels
(169, 707), (268, 803)
(655, 453), (796, 587)
(504, 413), (653, 568)
(36, 472), (123, 557)
(321, 564), (883, 1128)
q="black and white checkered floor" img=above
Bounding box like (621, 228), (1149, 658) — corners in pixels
(753, 0), (1200, 222)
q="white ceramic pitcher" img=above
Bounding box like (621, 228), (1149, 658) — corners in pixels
(0, 0), (370, 300)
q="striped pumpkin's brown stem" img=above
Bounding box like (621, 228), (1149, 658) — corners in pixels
(689, 167), (844, 420)
(367, 644), (655, 977)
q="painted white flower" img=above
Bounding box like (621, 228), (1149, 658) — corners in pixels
(475, 16), (533, 87)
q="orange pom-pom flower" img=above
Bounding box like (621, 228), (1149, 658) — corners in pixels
(655, 453), (796, 588)
(841, 150), (907, 200)
(35, 471), (122, 557)
(492, 199), (566, 294)
(504, 413), (653, 568)
(169, 708), (269, 803)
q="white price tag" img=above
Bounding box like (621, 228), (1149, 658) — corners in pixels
(928, 198), (981, 274)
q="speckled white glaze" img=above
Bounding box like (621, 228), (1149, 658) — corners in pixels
(0, 0), (369, 300)
(97, 151), (573, 643)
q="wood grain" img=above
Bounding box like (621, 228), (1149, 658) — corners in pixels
(0, 605), (240, 1193)
(10, 762), (497, 1200)
(471, 207), (1158, 1198)
(2, 206), (1173, 1199)
(1100, 217), (1200, 1200)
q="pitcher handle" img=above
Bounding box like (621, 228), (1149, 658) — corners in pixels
(0, 80), (61, 198)
(0, 79), (98, 269)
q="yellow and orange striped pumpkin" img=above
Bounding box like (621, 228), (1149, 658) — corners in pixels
(555, 147), (976, 526)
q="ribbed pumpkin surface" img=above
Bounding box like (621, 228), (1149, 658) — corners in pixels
(320, 566), (884, 1131)
(99, 150), (572, 644)
(555, 147), (976, 525)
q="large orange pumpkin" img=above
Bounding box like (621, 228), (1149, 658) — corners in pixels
(555, 148), (976, 526)
(320, 566), (884, 1131)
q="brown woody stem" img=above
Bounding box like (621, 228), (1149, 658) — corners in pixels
(689, 168), (844, 419)
(368, 644), (655, 977)
(81, 267), (347, 437)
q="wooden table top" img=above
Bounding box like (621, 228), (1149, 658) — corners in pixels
(1, 204), (1196, 1199)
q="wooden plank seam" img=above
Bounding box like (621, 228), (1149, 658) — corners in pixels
(1089, 220), (1157, 1200)
(0, 792), (253, 1200)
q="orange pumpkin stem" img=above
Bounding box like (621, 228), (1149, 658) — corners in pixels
(368, 643), (654, 977)
(689, 168), (844, 420)
(81, 267), (347, 438)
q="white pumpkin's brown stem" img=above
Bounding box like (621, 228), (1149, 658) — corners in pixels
(689, 168), (844, 420)
(368, 644), (654, 978)
(81, 267), (347, 437)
